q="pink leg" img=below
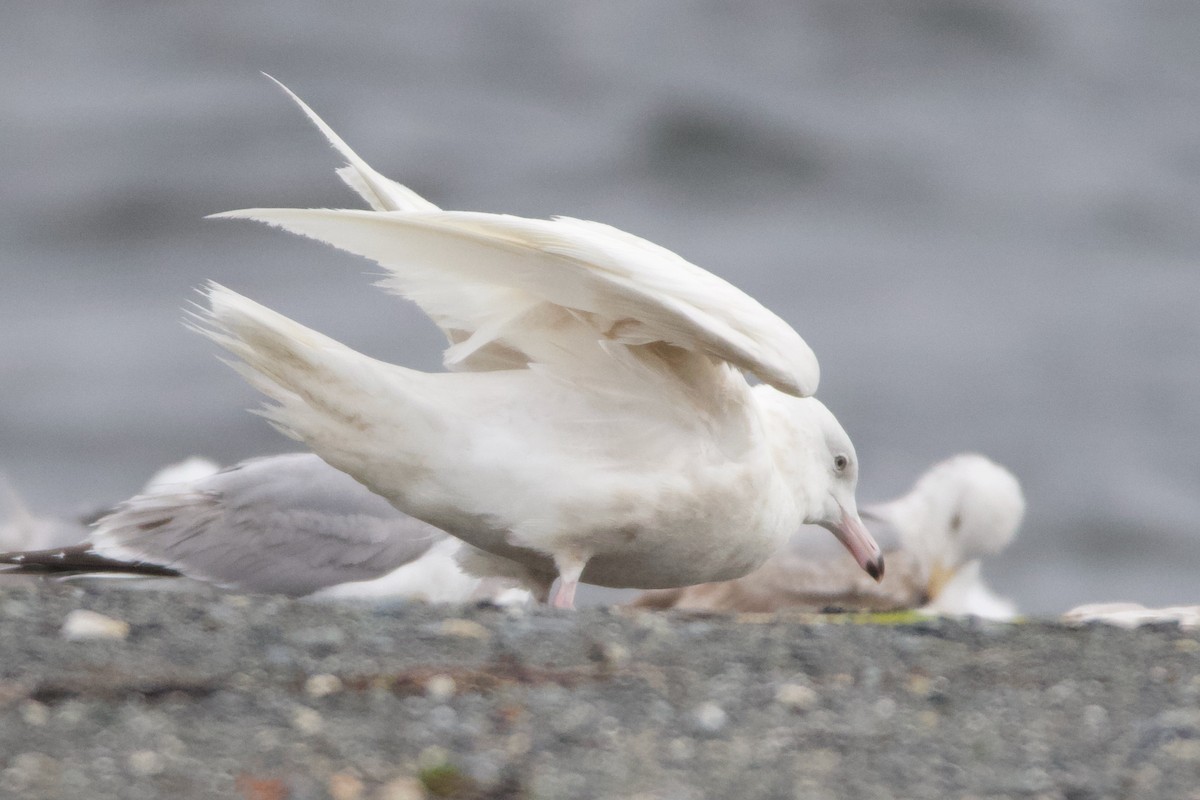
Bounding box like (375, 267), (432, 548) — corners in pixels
(549, 552), (587, 610)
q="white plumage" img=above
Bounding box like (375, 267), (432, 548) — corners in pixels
(193, 79), (884, 607)
(865, 453), (1024, 619)
(632, 453), (1025, 619)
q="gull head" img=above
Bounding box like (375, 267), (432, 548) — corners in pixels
(768, 393), (884, 582)
(862, 453), (1025, 591)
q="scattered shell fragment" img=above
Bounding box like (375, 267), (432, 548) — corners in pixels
(374, 776), (426, 800)
(60, 610), (130, 641)
(439, 619), (490, 639)
(425, 674), (457, 702)
(19, 701), (49, 727)
(291, 706), (323, 735)
(304, 673), (344, 698)
(328, 771), (365, 800)
(690, 701), (728, 734)
(127, 750), (165, 777)
(775, 683), (819, 712)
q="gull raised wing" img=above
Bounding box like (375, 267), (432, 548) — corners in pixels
(214, 206), (820, 397)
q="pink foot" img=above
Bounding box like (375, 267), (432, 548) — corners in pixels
(550, 577), (578, 609)
(548, 552), (587, 610)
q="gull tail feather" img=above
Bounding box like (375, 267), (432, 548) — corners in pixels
(191, 283), (442, 501)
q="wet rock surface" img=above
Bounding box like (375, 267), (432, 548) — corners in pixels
(1, 583), (1198, 799)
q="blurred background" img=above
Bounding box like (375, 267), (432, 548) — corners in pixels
(1, 2), (1197, 614)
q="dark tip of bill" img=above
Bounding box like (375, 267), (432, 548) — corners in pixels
(867, 556), (885, 582)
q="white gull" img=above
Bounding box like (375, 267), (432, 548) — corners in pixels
(865, 452), (1024, 619)
(191, 79), (884, 608)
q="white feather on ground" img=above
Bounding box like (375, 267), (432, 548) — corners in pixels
(1062, 603), (1200, 629)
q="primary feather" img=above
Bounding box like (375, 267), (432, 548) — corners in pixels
(258, 75), (818, 393)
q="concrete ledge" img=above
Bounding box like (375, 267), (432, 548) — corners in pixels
(1, 583), (1198, 799)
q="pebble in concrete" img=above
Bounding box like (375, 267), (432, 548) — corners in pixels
(60, 609), (130, 641)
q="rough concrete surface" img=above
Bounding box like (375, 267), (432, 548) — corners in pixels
(1, 583), (1198, 800)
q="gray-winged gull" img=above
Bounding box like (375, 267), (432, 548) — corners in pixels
(0, 453), (518, 603)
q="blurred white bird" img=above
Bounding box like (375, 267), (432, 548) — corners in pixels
(0, 453), (521, 604)
(865, 453), (1023, 618)
(190, 78), (883, 608)
(138, 455), (221, 493)
(0, 474), (89, 552)
(632, 453), (1024, 619)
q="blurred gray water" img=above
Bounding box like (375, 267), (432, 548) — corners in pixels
(1, 2), (1197, 614)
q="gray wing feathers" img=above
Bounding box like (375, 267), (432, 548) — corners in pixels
(92, 453), (445, 597)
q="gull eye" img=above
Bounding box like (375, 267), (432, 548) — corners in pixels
(834, 454), (849, 473)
